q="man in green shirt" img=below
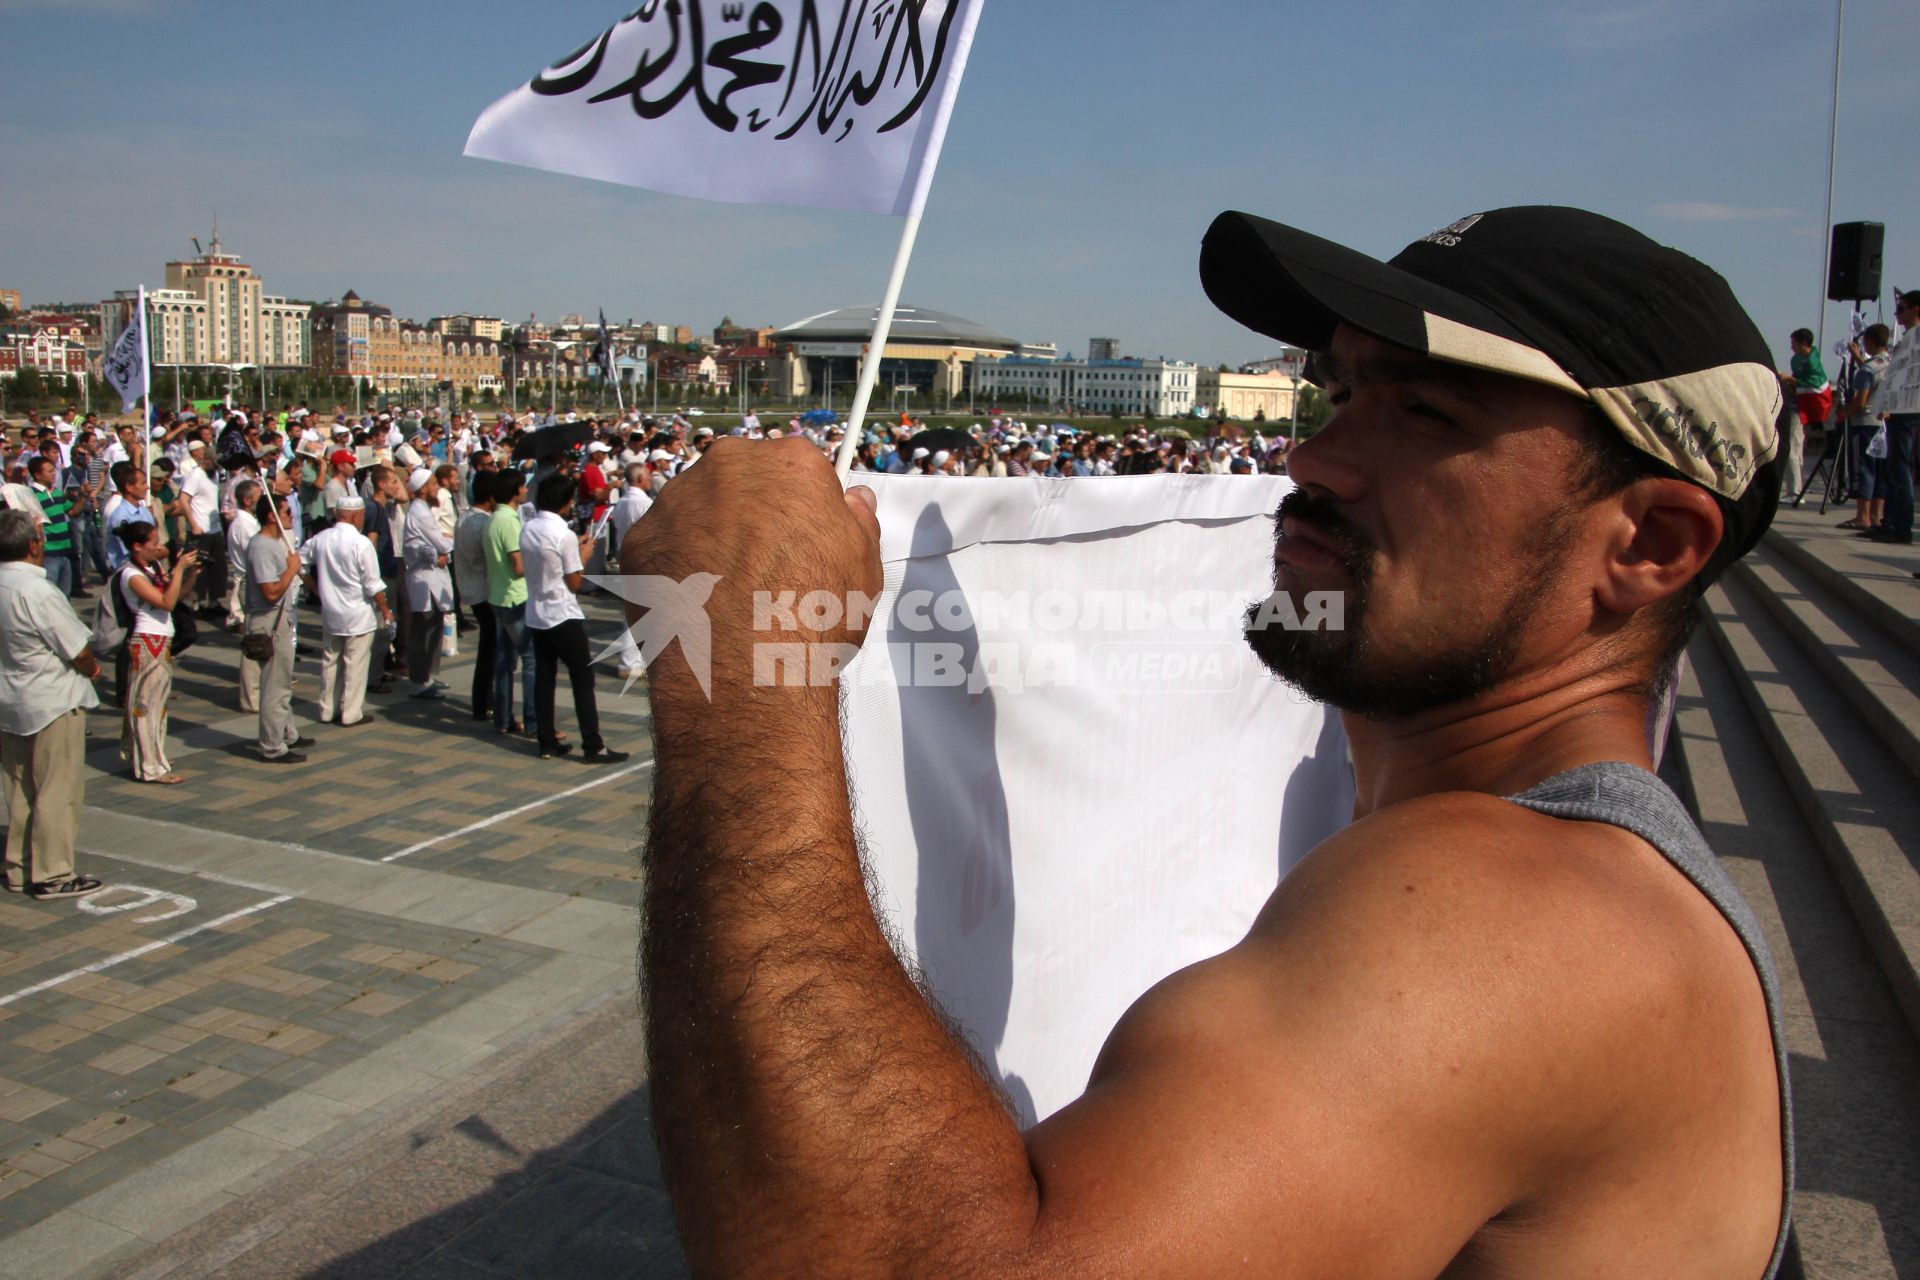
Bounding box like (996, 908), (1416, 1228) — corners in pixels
(26, 456), (74, 597)
(483, 468), (538, 739)
(1783, 327), (1832, 497)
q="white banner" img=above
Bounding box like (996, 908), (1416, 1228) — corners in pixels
(841, 475), (1355, 1125)
(1873, 326), (1920, 417)
(466, 0), (986, 218)
(103, 287), (149, 415)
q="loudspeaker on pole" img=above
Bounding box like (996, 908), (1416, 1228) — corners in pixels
(1827, 221), (1884, 302)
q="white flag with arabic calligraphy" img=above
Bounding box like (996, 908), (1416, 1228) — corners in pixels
(103, 287), (150, 415)
(465, 0), (986, 218)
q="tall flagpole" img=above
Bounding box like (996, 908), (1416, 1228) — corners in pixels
(835, 213), (923, 478)
(1817, 0), (1844, 356)
(139, 287), (153, 499)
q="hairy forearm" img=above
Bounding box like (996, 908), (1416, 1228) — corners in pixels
(643, 678), (1040, 1278)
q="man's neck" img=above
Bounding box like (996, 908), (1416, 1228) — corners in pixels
(1340, 666), (1656, 817)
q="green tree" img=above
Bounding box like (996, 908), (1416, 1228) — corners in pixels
(13, 366), (46, 405)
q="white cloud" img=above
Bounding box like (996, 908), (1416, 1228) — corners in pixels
(1649, 202), (1800, 222)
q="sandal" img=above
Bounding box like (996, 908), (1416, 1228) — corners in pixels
(1836, 519), (1868, 530)
(140, 773), (186, 786)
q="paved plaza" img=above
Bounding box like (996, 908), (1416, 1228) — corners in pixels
(0, 591), (678, 1279)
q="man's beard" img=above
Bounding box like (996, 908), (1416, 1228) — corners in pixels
(1243, 488), (1574, 720)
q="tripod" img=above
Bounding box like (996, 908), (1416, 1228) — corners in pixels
(1792, 296), (1871, 513)
(1794, 417), (1852, 513)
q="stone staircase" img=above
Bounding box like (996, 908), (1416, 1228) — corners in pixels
(1663, 503), (1920, 1278)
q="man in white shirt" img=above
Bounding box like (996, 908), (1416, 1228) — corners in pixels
(0, 508), (103, 900)
(178, 439), (222, 610)
(226, 476), (263, 646)
(403, 467), (454, 699)
(609, 463), (655, 677)
(303, 497), (393, 726)
(520, 473), (627, 763)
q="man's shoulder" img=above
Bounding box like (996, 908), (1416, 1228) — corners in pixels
(1228, 787), (1766, 1102)
(1267, 789), (1722, 970)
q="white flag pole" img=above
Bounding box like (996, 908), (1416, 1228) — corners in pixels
(836, 213), (923, 479)
(138, 286), (153, 497)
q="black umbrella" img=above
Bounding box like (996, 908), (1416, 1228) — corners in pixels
(511, 421), (597, 462)
(903, 427), (979, 455)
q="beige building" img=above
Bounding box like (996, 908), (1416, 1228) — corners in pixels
(104, 229), (309, 371)
(0, 289), (19, 315)
(431, 314), (506, 341)
(313, 292), (501, 393)
(773, 305), (1022, 407)
(1196, 368), (1299, 423)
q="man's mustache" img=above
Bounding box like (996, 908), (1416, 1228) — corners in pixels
(1275, 489), (1374, 568)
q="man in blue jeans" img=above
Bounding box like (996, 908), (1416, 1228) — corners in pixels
(483, 469), (540, 740)
(1867, 291), (1918, 547)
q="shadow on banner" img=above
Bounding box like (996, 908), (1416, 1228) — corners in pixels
(891, 503), (1032, 1126)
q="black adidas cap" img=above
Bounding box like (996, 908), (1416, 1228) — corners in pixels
(1200, 206), (1784, 578)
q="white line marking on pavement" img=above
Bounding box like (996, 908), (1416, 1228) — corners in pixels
(0, 896), (293, 1008)
(379, 758), (655, 864)
(78, 847), (292, 897)
(76, 885), (198, 924)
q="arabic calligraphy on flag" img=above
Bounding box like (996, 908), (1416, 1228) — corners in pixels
(103, 291), (149, 414)
(465, 0), (986, 217)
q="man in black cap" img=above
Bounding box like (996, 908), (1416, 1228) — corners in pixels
(619, 207), (1792, 1277)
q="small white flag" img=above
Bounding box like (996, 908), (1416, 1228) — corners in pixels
(103, 287), (150, 415)
(465, 0), (986, 217)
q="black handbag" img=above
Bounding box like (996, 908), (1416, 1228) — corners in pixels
(239, 554), (295, 663)
(170, 601), (199, 656)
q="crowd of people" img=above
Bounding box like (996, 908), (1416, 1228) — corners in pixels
(0, 398), (1286, 902)
(1795, 291), (1920, 551)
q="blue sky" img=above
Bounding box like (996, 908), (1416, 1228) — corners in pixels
(2, 0), (1914, 369)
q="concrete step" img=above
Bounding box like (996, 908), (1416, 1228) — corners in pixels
(1668, 633), (1920, 1278)
(1730, 543), (1920, 784)
(1764, 508), (1920, 658)
(1701, 572), (1920, 1049)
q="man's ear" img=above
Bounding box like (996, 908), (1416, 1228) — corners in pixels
(1594, 477), (1723, 615)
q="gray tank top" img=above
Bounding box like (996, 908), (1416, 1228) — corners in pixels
(1506, 761), (1793, 1280)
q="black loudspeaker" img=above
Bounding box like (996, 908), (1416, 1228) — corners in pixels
(1827, 221), (1884, 302)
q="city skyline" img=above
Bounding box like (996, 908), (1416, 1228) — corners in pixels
(2, 0), (1916, 371)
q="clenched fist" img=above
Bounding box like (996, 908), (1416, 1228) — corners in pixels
(619, 437), (882, 706)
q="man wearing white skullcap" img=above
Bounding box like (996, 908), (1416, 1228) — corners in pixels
(403, 468), (454, 698)
(302, 495), (392, 727)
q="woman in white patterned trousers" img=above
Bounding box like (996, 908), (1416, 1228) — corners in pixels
(115, 521), (197, 786)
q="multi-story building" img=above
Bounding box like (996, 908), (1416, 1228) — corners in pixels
(771, 304), (1022, 406)
(104, 229), (309, 371)
(0, 289), (20, 315)
(0, 323), (90, 382)
(1195, 368), (1299, 422)
(1088, 337), (1121, 361)
(310, 291), (387, 383)
(971, 355), (1199, 417)
(1242, 351), (1308, 377)
(314, 292), (502, 393)
(430, 314), (506, 341)
(714, 319), (776, 349)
